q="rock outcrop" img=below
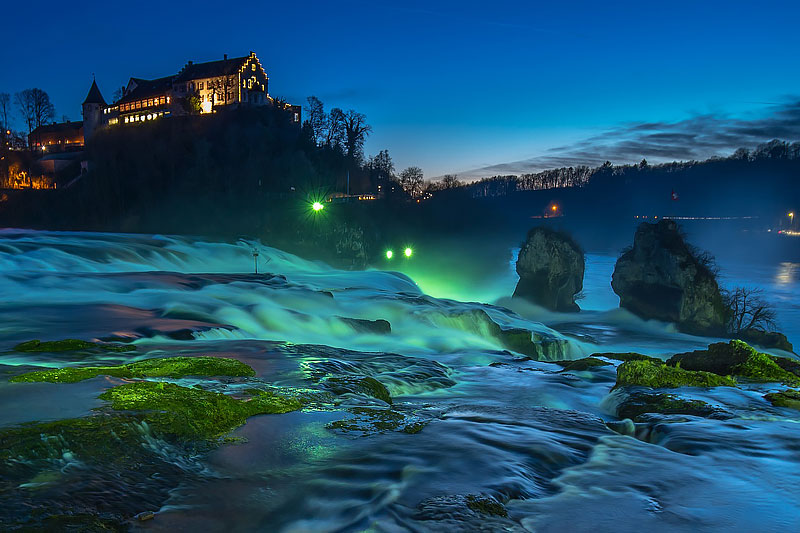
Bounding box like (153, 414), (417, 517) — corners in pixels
(513, 227), (584, 312)
(611, 220), (726, 335)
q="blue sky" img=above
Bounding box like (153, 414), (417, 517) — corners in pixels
(2, 0), (799, 177)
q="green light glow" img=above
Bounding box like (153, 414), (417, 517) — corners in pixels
(386, 250), (393, 259)
(312, 201), (324, 212)
(404, 247), (413, 258)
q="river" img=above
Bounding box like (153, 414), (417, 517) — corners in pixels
(0, 229), (798, 532)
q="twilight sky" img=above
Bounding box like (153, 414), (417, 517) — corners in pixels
(2, 0), (799, 178)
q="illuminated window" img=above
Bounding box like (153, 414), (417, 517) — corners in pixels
(251, 63), (256, 71)
(199, 82), (204, 90)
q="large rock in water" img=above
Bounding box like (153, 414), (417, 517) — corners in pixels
(513, 227), (584, 312)
(611, 220), (726, 335)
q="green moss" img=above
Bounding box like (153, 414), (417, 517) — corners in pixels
(615, 360), (736, 389)
(554, 357), (612, 372)
(322, 376), (392, 404)
(326, 407), (426, 435)
(13, 339), (133, 353)
(0, 413), (152, 465)
(466, 495), (508, 517)
(11, 356), (255, 383)
(764, 389), (800, 410)
(592, 352), (662, 364)
(667, 340), (799, 385)
(98, 381), (300, 440)
(616, 392), (722, 420)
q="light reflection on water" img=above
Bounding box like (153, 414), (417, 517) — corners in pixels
(0, 231), (798, 532)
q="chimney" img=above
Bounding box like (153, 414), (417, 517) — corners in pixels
(188, 60), (193, 66)
(224, 54), (228, 61)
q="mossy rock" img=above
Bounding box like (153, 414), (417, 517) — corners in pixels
(553, 357), (612, 372)
(773, 357), (800, 378)
(592, 352), (662, 364)
(764, 389), (800, 410)
(465, 495), (508, 517)
(615, 360), (736, 389)
(13, 339), (133, 353)
(616, 391), (726, 421)
(326, 407), (410, 434)
(667, 340), (799, 385)
(99, 381), (301, 440)
(322, 375), (392, 404)
(11, 356), (255, 383)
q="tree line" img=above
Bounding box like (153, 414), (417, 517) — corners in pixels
(0, 88), (58, 147)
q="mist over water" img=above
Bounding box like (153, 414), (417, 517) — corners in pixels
(1, 229), (799, 532)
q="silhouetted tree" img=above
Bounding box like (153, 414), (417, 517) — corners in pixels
(325, 108), (346, 150)
(399, 166), (424, 198)
(342, 109), (372, 163)
(304, 96), (327, 146)
(0, 92), (10, 131)
(15, 88), (55, 136)
(724, 287), (777, 334)
(441, 174), (461, 189)
(368, 149), (394, 180)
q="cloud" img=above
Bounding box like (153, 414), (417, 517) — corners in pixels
(465, 97), (800, 178)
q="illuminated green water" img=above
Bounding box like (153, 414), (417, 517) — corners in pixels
(0, 230), (799, 532)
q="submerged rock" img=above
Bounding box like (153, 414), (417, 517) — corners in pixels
(553, 357), (612, 372)
(1, 366), (301, 530)
(339, 317), (392, 334)
(11, 355), (256, 383)
(615, 360), (736, 389)
(12, 338), (133, 353)
(765, 389), (800, 410)
(432, 308), (568, 360)
(513, 226), (585, 312)
(591, 352), (663, 364)
(321, 375), (393, 404)
(326, 406), (425, 435)
(611, 220), (726, 336)
(616, 391), (729, 421)
(667, 340), (800, 385)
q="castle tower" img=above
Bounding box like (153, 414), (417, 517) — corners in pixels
(82, 79), (106, 144)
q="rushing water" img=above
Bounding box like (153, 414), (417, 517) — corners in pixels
(0, 229), (799, 532)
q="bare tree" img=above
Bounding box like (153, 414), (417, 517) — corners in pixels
(304, 96), (327, 145)
(441, 174), (461, 189)
(368, 149), (394, 180)
(0, 92), (10, 131)
(724, 287), (777, 334)
(15, 88), (55, 136)
(325, 107), (346, 150)
(399, 166), (424, 198)
(342, 109), (372, 163)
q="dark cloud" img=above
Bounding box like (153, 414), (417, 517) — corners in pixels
(465, 97), (800, 178)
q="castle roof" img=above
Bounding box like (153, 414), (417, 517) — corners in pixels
(30, 121), (84, 136)
(173, 54), (252, 82)
(82, 80), (106, 105)
(115, 76), (174, 105)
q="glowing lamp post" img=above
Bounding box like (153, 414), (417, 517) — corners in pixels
(312, 201), (324, 212)
(404, 247), (413, 258)
(385, 250), (393, 260)
(789, 212), (795, 226)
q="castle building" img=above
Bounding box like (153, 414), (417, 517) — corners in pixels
(31, 51), (299, 151)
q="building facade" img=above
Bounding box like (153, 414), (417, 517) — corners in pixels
(32, 51), (297, 149)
